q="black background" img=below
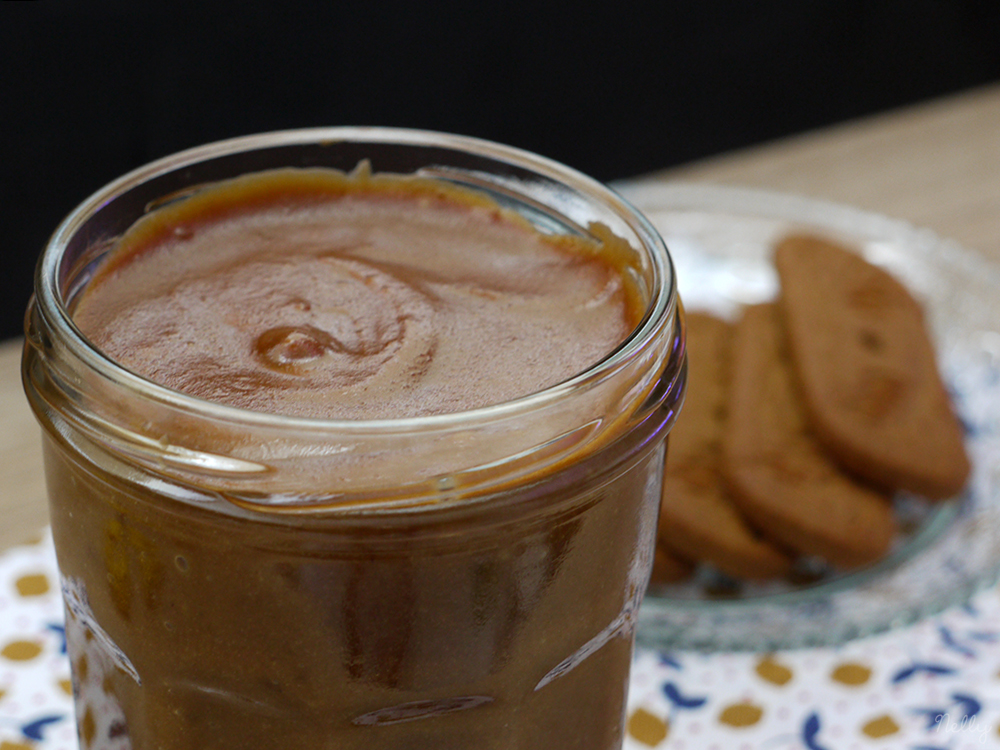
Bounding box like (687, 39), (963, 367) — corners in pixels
(3, 0), (999, 343)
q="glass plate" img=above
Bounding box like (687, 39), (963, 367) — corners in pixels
(616, 181), (1000, 651)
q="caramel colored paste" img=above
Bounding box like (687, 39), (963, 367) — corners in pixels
(46, 167), (666, 750)
(74, 167), (641, 419)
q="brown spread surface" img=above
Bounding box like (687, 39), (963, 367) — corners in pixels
(73, 167), (639, 420)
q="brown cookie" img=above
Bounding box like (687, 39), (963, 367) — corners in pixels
(774, 234), (970, 499)
(658, 312), (793, 580)
(721, 303), (896, 568)
(649, 544), (694, 584)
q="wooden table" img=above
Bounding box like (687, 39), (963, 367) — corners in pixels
(2, 82), (999, 550)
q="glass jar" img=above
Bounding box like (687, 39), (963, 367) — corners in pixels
(23, 128), (686, 750)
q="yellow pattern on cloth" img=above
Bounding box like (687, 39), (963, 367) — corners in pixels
(14, 575), (49, 598)
(627, 708), (669, 746)
(862, 714), (901, 738)
(718, 702), (763, 727)
(1, 642), (42, 662)
(831, 662), (873, 686)
(754, 656), (793, 686)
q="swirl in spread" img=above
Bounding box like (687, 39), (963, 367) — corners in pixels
(73, 166), (642, 420)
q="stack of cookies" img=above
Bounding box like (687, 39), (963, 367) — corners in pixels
(653, 234), (971, 585)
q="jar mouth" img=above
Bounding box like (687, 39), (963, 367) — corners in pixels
(34, 127), (678, 435)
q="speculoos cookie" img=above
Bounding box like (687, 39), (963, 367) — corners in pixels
(774, 234), (970, 499)
(721, 303), (896, 568)
(650, 544), (694, 584)
(658, 312), (793, 580)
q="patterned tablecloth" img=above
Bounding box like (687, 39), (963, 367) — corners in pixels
(625, 601), (999, 750)
(2, 532), (998, 750)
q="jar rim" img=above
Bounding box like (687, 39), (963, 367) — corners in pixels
(34, 126), (678, 435)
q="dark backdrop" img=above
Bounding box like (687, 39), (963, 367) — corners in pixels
(3, 1), (999, 343)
